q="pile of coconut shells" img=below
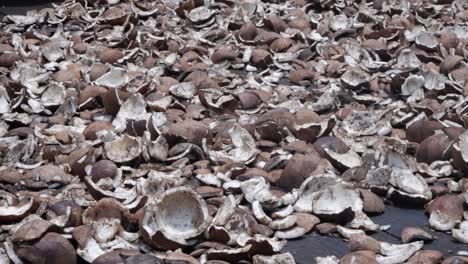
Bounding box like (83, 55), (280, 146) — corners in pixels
(0, 0), (467, 263)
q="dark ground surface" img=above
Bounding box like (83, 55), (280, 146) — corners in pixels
(1, 1), (466, 263)
(0, 0), (61, 18)
(284, 205), (467, 263)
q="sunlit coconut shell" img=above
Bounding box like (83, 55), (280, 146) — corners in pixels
(452, 221), (468, 244)
(169, 82), (196, 99)
(388, 169), (432, 205)
(252, 253), (296, 264)
(294, 213), (320, 233)
(401, 75), (425, 96)
(406, 116), (443, 143)
(323, 148), (362, 172)
(415, 32), (438, 51)
(313, 136), (349, 158)
(270, 38), (294, 52)
(0, 53), (21, 67)
(440, 55), (463, 75)
(239, 22), (258, 41)
(416, 133), (451, 164)
(0, 200), (36, 225)
(277, 153), (320, 191)
(142, 187), (211, 245)
(79, 85), (107, 106)
(12, 219), (60, 243)
(83, 121), (113, 140)
(339, 251), (378, 264)
(274, 226), (307, 239)
(41, 41), (64, 62)
(264, 15), (287, 33)
(211, 46), (237, 63)
(253, 30), (281, 45)
(341, 68), (370, 89)
(29, 164), (73, 184)
(89, 64), (110, 82)
(48, 200), (83, 227)
(251, 49), (272, 68)
(312, 183), (363, 223)
(166, 120), (210, 147)
(238, 92), (261, 109)
(187, 6), (216, 24)
(288, 69), (315, 84)
(16, 232), (77, 264)
(95, 68), (128, 89)
(359, 189), (385, 215)
(426, 194), (464, 220)
(91, 160), (118, 182)
(73, 226), (104, 262)
(315, 223), (338, 235)
(377, 241), (424, 264)
(104, 135), (143, 163)
(349, 234), (381, 253)
(396, 49), (422, 69)
(401, 227), (435, 243)
(405, 250), (443, 264)
(294, 174), (339, 213)
(269, 215), (296, 230)
(337, 226), (365, 239)
(91, 249), (141, 264)
(98, 48), (124, 64)
(439, 31), (459, 49)
(206, 245), (252, 263)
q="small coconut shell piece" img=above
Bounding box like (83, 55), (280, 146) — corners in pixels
(91, 250), (141, 264)
(313, 183), (362, 224)
(91, 160), (118, 182)
(251, 49), (272, 68)
(271, 205), (294, 219)
(98, 48), (124, 64)
(274, 226), (307, 239)
(440, 55), (463, 75)
(269, 215), (296, 230)
(323, 148), (362, 172)
(206, 245), (251, 263)
(166, 120), (210, 147)
(401, 227), (435, 243)
(452, 221), (468, 244)
(426, 194), (464, 220)
(142, 187), (211, 245)
(341, 68), (370, 89)
(104, 135), (142, 163)
(405, 250), (443, 264)
(12, 219), (60, 243)
(0, 198), (36, 223)
(83, 121), (113, 140)
(294, 213), (320, 233)
(277, 153), (320, 191)
(20, 232), (77, 264)
(349, 234), (381, 253)
(358, 189), (385, 215)
(252, 200), (272, 225)
(252, 252), (296, 264)
(401, 75), (425, 96)
(339, 251), (378, 264)
(416, 133), (451, 164)
(377, 241), (424, 264)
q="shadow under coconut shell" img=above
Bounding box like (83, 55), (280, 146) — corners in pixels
(284, 205), (467, 263)
(0, 0), (62, 18)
